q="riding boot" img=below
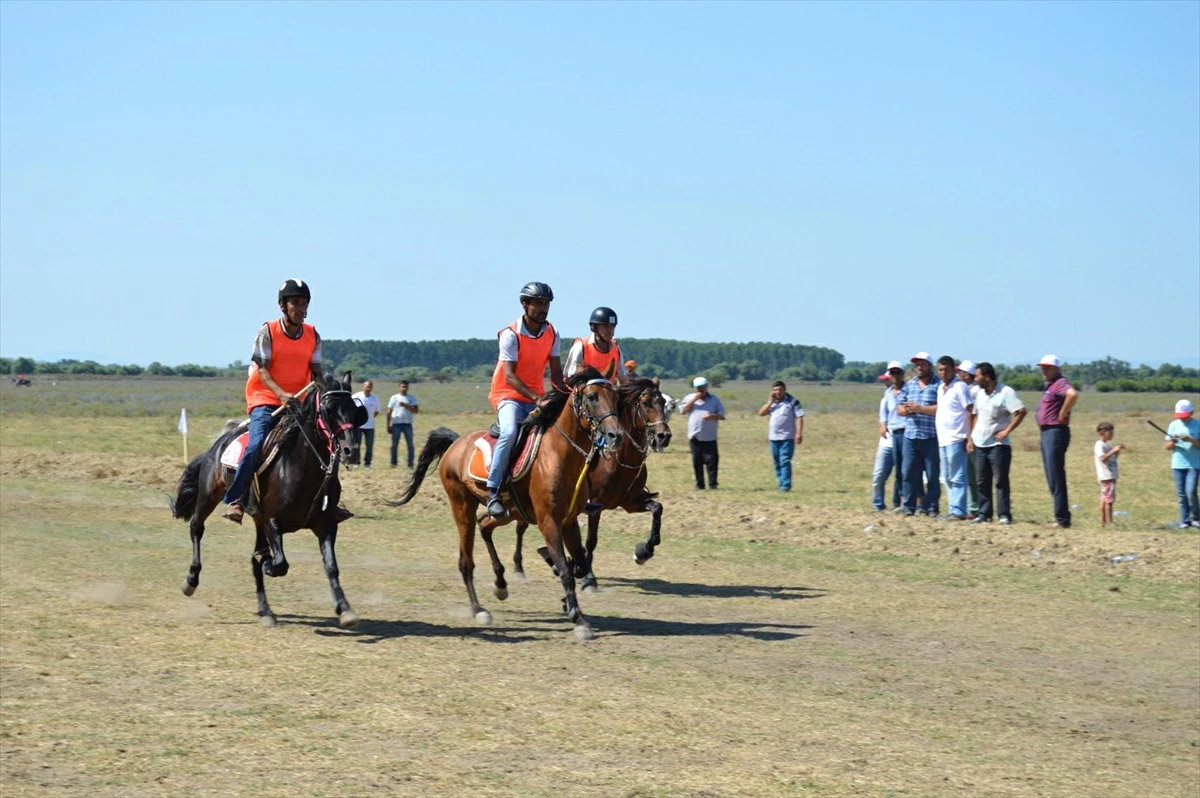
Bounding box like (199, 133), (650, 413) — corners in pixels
(487, 492), (507, 518)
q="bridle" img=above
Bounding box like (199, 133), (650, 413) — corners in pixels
(554, 378), (621, 460)
(279, 386), (358, 523)
(616, 386), (669, 468)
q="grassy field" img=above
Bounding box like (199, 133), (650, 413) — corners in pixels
(1, 377), (1198, 797)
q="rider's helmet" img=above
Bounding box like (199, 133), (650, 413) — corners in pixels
(518, 282), (554, 302)
(278, 278), (312, 304)
(589, 306), (618, 327)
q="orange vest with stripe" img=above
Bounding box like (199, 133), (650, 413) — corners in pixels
(244, 319), (317, 412)
(489, 320), (557, 409)
(574, 336), (622, 379)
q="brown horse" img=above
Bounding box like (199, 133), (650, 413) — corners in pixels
(389, 368), (624, 640)
(170, 372), (364, 627)
(512, 376), (672, 590)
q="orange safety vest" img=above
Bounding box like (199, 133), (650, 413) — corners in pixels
(573, 336), (622, 380)
(245, 319), (317, 412)
(488, 320), (558, 409)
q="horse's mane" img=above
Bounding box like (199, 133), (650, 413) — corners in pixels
(274, 388), (321, 451)
(520, 367), (608, 432)
(616, 377), (660, 416)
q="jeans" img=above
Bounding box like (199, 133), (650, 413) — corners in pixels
(770, 439), (795, 490)
(488, 399), (536, 491)
(358, 427), (375, 466)
(690, 437), (719, 488)
(1040, 425), (1072, 526)
(222, 405), (278, 505)
(975, 444), (1012, 521)
(940, 440), (968, 517)
(871, 439), (902, 509)
(1173, 468), (1200, 526)
(391, 423), (414, 467)
(901, 436), (940, 514)
(966, 451), (979, 515)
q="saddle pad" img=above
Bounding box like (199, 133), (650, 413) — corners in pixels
(467, 428), (545, 485)
(220, 433), (250, 469)
(218, 424), (288, 474)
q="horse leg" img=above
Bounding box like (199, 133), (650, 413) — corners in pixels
(316, 519), (359, 628)
(449, 486), (490, 624)
(479, 517), (509, 602)
(543, 521), (594, 640)
(580, 510), (601, 593)
(512, 521), (528, 581)
(252, 529), (276, 627)
(260, 516), (289, 578)
(182, 488), (219, 596)
(634, 498), (663, 565)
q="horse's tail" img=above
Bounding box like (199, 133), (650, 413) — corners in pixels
(170, 453), (207, 521)
(387, 426), (460, 506)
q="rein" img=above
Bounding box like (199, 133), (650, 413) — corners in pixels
(552, 380), (620, 514)
(286, 388), (352, 524)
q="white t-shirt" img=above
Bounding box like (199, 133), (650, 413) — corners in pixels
(935, 378), (974, 446)
(1094, 440), (1118, 481)
(387, 392), (418, 425)
(971, 384), (1026, 447)
(352, 391), (382, 430)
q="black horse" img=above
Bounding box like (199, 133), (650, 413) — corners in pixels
(170, 371), (365, 627)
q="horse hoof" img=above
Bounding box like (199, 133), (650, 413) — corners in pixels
(339, 610), (360, 628)
(582, 584), (598, 594)
(493, 586), (509, 601)
(566, 606), (580, 624)
(261, 614), (277, 628)
(475, 610), (493, 625)
(181, 580), (196, 597)
(513, 571), (528, 583)
(574, 624), (595, 641)
(634, 544), (655, 565)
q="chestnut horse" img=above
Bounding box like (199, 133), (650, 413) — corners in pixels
(512, 376), (672, 589)
(389, 368), (624, 639)
(170, 372), (363, 627)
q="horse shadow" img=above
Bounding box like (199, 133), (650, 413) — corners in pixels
(601, 576), (827, 602)
(576, 614), (813, 640)
(276, 614), (547, 644)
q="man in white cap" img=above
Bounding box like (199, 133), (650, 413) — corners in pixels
(681, 376), (726, 489)
(1035, 355), (1079, 528)
(1165, 399), (1200, 528)
(873, 361), (910, 511)
(956, 360), (981, 518)
(897, 352), (942, 516)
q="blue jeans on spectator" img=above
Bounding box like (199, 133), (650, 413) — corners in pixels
(1040, 425), (1072, 526)
(871, 439), (902, 509)
(1173, 468), (1200, 526)
(940, 440), (968, 517)
(488, 399), (536, 491)
(222, 405), (278, 506)
(902, 436), (940, 515)
(770, 439), (795, 491)
(975, 444), (1012, 521)
(358, 427), (375, 467)
(391, 423), (414, 468)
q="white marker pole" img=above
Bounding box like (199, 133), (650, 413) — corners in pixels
(178, 408), (189, 462)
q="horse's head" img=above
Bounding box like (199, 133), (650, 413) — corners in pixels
(620, 377), (672, 453)
(566, 367), (624, 454)
(321, 370), (364, 461)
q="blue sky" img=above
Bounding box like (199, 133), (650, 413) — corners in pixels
(2, 1), (1197, 368)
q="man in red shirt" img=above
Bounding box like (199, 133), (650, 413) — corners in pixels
(1035, 354), (1079, 528)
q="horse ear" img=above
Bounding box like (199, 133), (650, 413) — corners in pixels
(652, 376), (660, 388)
(342, 370), (352, 391)
(603, 361), (616, 381)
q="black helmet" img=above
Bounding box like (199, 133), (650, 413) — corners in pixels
(518, 282), (554, 301)
(278, 278), (311, 303)
(589, 306), (618, 326)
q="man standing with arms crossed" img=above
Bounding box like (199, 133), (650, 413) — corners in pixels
(386, 380), (419, 469)
(1036, 354), (1079, 528)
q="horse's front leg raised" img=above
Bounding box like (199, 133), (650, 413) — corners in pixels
(316, 518), (358, 628)
(183, 516), (205, 596)
(260, 516), (289, 578)
(479, 517), (510, 602)
(634, 496), (663, 565)
(544, 520), (594, 640)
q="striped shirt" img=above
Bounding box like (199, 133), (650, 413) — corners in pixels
(898, 378), (939, 439)
(1036, 376), (1073, 428)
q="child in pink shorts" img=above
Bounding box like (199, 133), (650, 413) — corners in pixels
(1094, 422), (1124, 527)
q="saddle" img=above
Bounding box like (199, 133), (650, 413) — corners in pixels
(467, 423), (546, 485)
(219, 423), (290, 476)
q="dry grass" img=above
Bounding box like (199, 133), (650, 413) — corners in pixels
(1, 387), (1198, 797)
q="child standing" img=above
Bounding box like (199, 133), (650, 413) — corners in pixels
(1165, 399), (1200, 529)
(1094, 422), (1124, 527)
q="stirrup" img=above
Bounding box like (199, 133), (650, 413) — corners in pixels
(487, 496), (507, 518)
(223, 503), (244, 524)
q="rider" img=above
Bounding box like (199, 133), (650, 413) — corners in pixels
(223, 279), (350, 524)
(486, 281), (564, 517)
(564, 306), (628, 384)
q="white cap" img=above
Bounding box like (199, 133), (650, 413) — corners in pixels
(910, 352), (933, 366)
(957, 360), (976, 376)
(693, 376), (708, 388)
(1176, 399), (1194, 418)
(886, 360), (903, 371)
(1039, 354), (1062, 367)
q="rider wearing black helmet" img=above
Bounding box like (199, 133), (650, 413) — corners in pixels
(222, 279), (351, 524)
(564, 306), (627, 385)
(484, 281), (565, 516)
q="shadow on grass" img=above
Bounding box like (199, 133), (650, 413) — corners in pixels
(582, 614), (813, 640)
(278, 615), (546, 644)
(602, 576), (827, 601)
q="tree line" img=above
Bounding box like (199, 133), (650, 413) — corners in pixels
(3, 351), (1196, 392)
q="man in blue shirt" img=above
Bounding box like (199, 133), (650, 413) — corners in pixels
(873, 361), (908, 510)
(896, 352), (941, 516)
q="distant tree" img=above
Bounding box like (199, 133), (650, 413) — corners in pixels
(146, 362), (176, 376)
(738, 359), (767, 381)
(712, 361), (740, 381)
(705, 368), (727, 388)
(121, 364), (145, 376)
(13, 356), (35, 375)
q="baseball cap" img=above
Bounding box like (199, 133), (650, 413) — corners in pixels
(693, 377), (708, 388)
(957, 360), (977, 376)
(877, 373), (890, 381)
(625, 360), (637, 370)
(887, 360), (904, 371)
(1175, 399), (1194, 418)
(1039, 354), (1062, 367)
(910, 352), (933, 366)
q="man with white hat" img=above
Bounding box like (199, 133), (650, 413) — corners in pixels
(1165, 399), (1200, 528)
(956, 360), (981, 518)
(1035, 355), (1079, 528)
(681, 376), (726, 489)
(873, 361), (910, 510)
(896, 352), (942, 516)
